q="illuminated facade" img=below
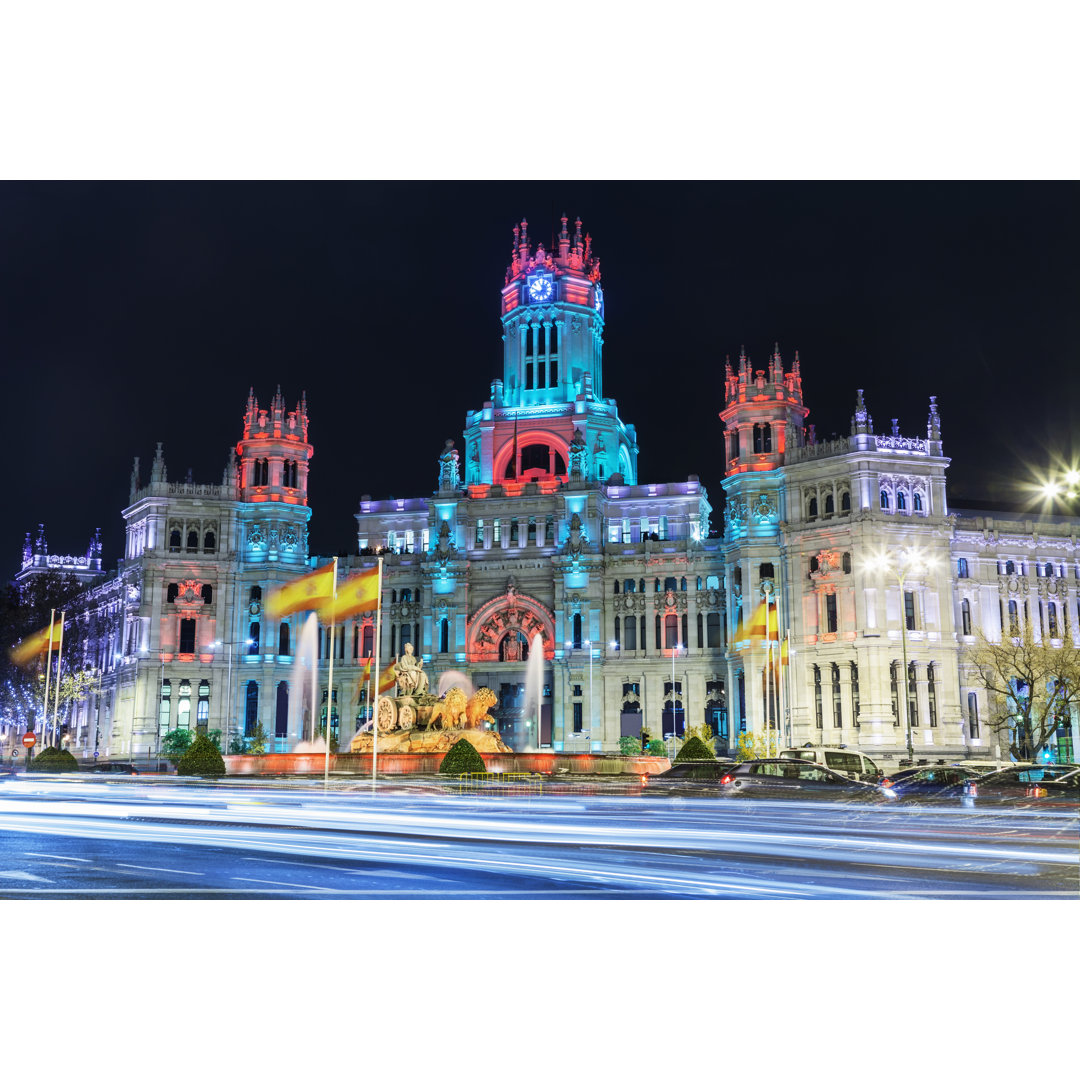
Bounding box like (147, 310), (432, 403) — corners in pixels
(36, 218), (1080, 766)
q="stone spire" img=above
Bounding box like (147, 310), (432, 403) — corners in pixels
(150, 442), (167, 484)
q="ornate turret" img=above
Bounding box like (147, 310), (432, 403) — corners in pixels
(236, 387), (312, 504)
(719, 344), (809, 477)
(851, 389), (873, 436)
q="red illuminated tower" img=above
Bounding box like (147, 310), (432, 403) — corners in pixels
(236, 386), (311, 506)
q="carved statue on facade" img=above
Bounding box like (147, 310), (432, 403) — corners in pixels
(438, 439), (461, 491)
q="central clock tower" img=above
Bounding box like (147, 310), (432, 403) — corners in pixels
(462, 216), (637, 488)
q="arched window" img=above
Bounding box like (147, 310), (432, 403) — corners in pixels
(187, 530), (199, 551)
(913, 493), (923, 513)
(639, 578), (646, 594)
(762, 423), (772, 452)
(880, 490), (890, 510)
(201, 584), (213, 604)
(961, 598), (972, 636)
(248, 623), (260, 654)
(1045, 562), (1054, 578)
(896, 491), (907, 511)
(706, 575), (719, 590)
(244, 680), (259, 735)
(279, 622), (291, 656)
(169, 529), (181, 552)
(753, 424), (763, 454)
(680, 577), (687, 591)
(808, 497), (818, 519)
(840, 491), (851, 513)
(203, 531), (216, 552)
(824, 494), (835, 515)
(654, 578), (661, 593)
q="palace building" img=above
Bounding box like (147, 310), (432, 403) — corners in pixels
(26, 218), (1079, 766)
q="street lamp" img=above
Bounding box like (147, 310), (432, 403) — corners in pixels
(669, 642), (684, 754)
(584, 640), (593, 742)
(868, 547), (937, 763)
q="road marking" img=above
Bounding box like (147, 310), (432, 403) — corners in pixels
(23, 852), (91, 862)
(115, 864), (204, 876)
(232, 876), (334, 891)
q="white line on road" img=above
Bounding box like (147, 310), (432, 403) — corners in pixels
(232, 876), (334, 891)
(115, 864), (204, 876)
(24, 852), (91, 862)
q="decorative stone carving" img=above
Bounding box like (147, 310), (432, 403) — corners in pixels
(438, 439), (461, 491)
(394, 642), (429, 697)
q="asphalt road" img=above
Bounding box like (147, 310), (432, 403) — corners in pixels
(0, 775), (1076, 899)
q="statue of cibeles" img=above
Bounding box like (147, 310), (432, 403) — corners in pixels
(395, 642), (429, 697)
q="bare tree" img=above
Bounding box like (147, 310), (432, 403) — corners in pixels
(963, 620), (1080, 760)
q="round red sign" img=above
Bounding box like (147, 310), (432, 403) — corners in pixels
(22, 733), (36, 748)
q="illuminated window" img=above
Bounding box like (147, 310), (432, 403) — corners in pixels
(248, 623), (260, 654)
(476, 519), (484, 545)
(896, 491), (907, 512)
(197, 680), (210, 730)
(880, 490), (890, 510)
(913, 492), (923, 513)
(178, 680), (191, 729)
(957, 557), (969, 578)
(493, 519), (501, 543)
(546, 517), (555, 544)
(158, 680), (171, 735)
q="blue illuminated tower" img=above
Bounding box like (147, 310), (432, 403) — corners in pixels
(462, 216), (638, 489)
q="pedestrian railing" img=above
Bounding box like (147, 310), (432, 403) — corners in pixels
(456, 772), (543, 797)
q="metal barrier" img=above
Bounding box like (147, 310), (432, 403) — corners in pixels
(456, 772), (543, 797)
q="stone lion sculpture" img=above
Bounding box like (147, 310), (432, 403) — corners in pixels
(428, 686), (468, 730)
(464, 686), (498, 729)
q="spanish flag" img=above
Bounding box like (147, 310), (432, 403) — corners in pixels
(9, 619), (64, 667)
(378, 663), (397, 694)
(264, 562), (335, 619)
(320, 565), (379, 622)
(733, 600), (778, 645)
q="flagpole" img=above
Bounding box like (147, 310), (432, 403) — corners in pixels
(371, 557), (384, 792)
(38, 609), (55, 753)
(324, 558), (338, 786)
(52, 612), (65, 749)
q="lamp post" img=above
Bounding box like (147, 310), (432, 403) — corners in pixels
(584, 640), (593, 743)
(212, 637), (253, 755)
(669, 642), (684, 754)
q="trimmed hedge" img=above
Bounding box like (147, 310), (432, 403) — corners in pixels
(177, 733), (226, 777)
(646, 739), (667, 757)
(439, 738), (486, 775)
(674, 735), (715, 762)
(27, 745), (81, 773)
(619, 736), (641, 756)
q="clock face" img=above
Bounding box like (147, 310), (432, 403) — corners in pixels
(594, 285), (604, 315)
(528, 276), (552, 303)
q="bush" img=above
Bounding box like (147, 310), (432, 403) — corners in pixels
(674, 735), (715, 762)
(161, 728), (194, 765)
(27, 745), (80, 773)
(619, 736), (641, 756)
(646, 739), (667, 757)
(439, 738), (486, 775)
(177, 733), (226, 778)
(247, 723), (269, 755)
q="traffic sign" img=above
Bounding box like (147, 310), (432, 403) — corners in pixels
(22, 733), (36, 748)
(93, 750), (99, 759)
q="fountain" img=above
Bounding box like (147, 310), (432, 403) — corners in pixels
(522, 632), (545, 750)
(289, 612), (326, 752)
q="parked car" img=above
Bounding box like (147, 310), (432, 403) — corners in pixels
(714, 759), (895, 801)
(945, 760), (1031, 774)
(880, 764), (980, 797)
(938, 764), (1080, 807)
(83, 761), (140, 775)
(778, 746), (883, 782)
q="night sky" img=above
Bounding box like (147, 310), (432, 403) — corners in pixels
(4, 181), (1079, 573)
